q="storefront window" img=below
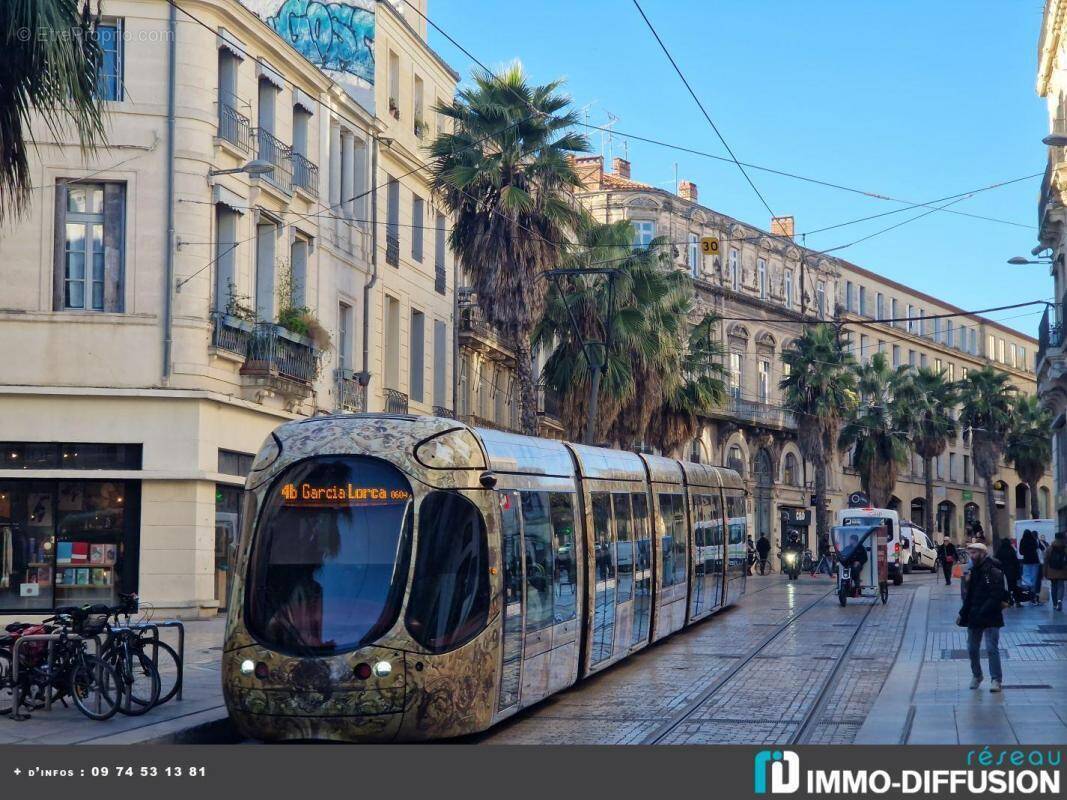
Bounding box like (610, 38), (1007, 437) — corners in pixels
(0, 479), (138, 611)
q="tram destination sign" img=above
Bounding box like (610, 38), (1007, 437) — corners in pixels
(279, 482), (411, 507)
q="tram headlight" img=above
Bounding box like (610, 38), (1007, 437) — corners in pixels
(372, 660), (392, 678)
(240, 659), (255, 675)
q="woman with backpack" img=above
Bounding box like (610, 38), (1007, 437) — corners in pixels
(1019, 530), (1042, 605)
(1045, 531), (1067, 612)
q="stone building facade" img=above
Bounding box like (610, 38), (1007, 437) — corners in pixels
(0, 0), (457, 617)
(574, 155), (1050, 552)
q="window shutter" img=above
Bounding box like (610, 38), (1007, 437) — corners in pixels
(103, 183), (125, 312)
(52, 182), (68, 310)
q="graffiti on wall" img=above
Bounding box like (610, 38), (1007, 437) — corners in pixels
(240, 0), (375, 86)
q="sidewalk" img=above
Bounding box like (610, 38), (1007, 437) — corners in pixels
(0, 616), (231, 744)
(857, 572), (1067, 744)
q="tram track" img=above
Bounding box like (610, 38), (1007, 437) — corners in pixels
(641, 584), (839, 744)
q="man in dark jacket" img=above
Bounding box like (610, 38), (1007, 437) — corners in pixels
(958, 542), (1008, 692)
(755, 535), (771, 575)
(937, 537), (958, 586)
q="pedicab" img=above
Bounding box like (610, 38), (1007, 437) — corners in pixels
(831, 523), (889, 606)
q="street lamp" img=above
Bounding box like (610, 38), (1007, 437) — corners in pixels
(1007, 255), (1052, 265)
(209, 158), (273, 177)
(1043, 133), (1067, 147)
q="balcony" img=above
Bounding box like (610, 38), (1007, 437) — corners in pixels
(336, 370), (366, 413)
(240, 323), (318, 385)
(459, 296), (513, 360)
(385, 388), (409, 414)
(210, 313), (253, 358)
(292, 152), (319, 198)
(255, 128), (293, 194)
(217, 105), (253, 154)
(1038, 305), (1063, 374)
(718, 395), (796, 430)
(385, 232), (400, 266)
(433, 406), (456, 419)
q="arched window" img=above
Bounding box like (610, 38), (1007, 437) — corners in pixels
(910, 498), (926, 527)
(783, 453), (799, 486)
(1040, 487), (1051, 518)
(688, 233), (700, 276)
(727, 445), (745, 477)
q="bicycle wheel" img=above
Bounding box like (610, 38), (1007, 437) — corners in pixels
(70, 655), (122, 721)
(110, 644), (160, 716)
(137, 639), (181, 706)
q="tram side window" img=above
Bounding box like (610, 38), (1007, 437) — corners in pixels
(631, 491), (651, 580)
(519, 492), (555, 632)
(591, 492), (615, 586)
(726, 494), (747, 550)
(658, 493), (675, 586)
(550, 493), (578, 623)
(612, 493), (634, 602)
(406, 491), (490, 653)
(671, 495), (687, 586)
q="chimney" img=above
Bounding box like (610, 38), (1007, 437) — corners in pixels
(678, 180), (698, 203)
(571, 155), (604, 190)
(771, 215), (795, 239)
(612, 157), (631, 180)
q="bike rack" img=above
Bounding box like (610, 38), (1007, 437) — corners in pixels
(8, 633), (102, 720)
(108, 620), (185, 701)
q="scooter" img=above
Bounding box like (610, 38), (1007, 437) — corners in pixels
(782, 547), (802, 580)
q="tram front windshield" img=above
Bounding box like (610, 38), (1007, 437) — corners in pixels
(246, 456), (413, 655)
(831, 525), (875, 562)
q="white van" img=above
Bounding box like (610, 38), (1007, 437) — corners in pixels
(1012, 518), (1056, 548)
(836, 506), (906, 585)
(901, 522), (937, 571)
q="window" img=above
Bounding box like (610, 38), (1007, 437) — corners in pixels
(729, 351), (743, 399)
(247, 455), (413, 654)
(384, 295), (400, 390)
(688, 233), (699, 276)
(816, 281), (826, 318)
(962, 367), (968, 380)
(758, 258), (767, 299)
(630, 492), (652, 646)
(876, 292), (885, 321)
(946, 320), (954, 348)
(409, 309), (425, 403)
(612, 494), (634, 603)
(550, 493), (578, 623)
(907, 304), (914, 333)
(892, 345), (901, 367)
(590, 492), (616, 662)
(658, 494), (686, 587)
(405, 491), (489, 652)
(290, 236), (309, 308)
(254, 218), (277, 320)
(1009, 343), (1017, 368)
(213, 204), (239, 314)
(949, 453), (957, 483)
(860, 334), (869, 362)
(729, 248), (740, 291)
(1, 443), (141, 470)
(518, 492), (555, 633)
(633, 220), (655, 248)
(386, 177), (400, 264)
(998, 338), (1005, 363)
(908, 349), (916, 366)
(934, 358), (943, 374)
(921, 353), (928, 369)
(784, 269), (794, 308)
(1020, 346), (1027, 371)
(433, 319), (447, 408)
(434, 213), (447, 294)
(859, 286), (867, 316)
(217, 49), (241, 144)
(338, 302), (353, 373)
(387, 50), (400, 117)
(970, 328), (978, 355)
(411, 195), (424, 261)
(758, 359), (770, 402)
(919, 309), (925, 336)
(218, 449), (254, 477)
(947, 363), (955, 381)
(412, 74), (425, 136)
(891, 298), (899, 326)
(58, 183), (125, 312)
(96, 20), (124, 101)
(257, 76), (277, 138)
(783, 452), (799, 486)
(879, 340), (886, 354)
(988, 334), (995, 359)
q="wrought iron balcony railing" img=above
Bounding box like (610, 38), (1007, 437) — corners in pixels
(255, 128), (293, 194)
(211, 313), (253, 357)
(433, 405), (456, 419)
(336, 370), (366, 412)
(1038, 304), (1063, 373)
(385, 233), (400, 266)
(434, 260), (446, 295)
(723, 396), (796, 429)
(217, 104), (253, 154)
(292, 152), (319, 197)
(243, 323), (317, 384)
(536, 383), (561, 419)
(384, 388), (409, 414)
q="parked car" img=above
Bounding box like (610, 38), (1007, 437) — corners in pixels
(901, 522), (937, 571)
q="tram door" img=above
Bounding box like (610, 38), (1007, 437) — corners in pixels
(723, 492), (748, 606)
(629, 491), (653, 649)
(497, 491), (524, 712)
(589, 493), (617, 666)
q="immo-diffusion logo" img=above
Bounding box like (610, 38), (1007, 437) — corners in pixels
(754, 750), (801, 794)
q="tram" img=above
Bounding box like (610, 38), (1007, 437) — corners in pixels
(222, 414), (748, 742)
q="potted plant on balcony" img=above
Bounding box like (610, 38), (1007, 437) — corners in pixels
(222, 280), (256, 329)
(414, 115), (428, 139)
(274, 260), (332, 380)
(388, 97), (400, 120)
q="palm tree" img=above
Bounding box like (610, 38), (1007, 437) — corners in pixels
(0, 1), (107, 222)
(1005, 394), (1053, 519)
(534, 222), (693, 443)
(957, 366), (1016, 546)
(428, 64), (589, 433)
(779, 324), (857, 541)
(838, 352), (911, 508)
(644, 314), (728, 455)
(898, 367), (959, 535)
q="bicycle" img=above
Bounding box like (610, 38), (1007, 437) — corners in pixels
(99, 595), (161, 716)
(1, 607), (123, 721)
(105, 594), (181, 707)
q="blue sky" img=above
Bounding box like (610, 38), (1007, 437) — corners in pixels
(427, 0), (1050, 336)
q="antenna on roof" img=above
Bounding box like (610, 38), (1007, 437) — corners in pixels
(602, 111), (619, 161)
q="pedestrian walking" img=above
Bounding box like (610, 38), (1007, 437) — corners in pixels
(995, 538), (1022, 606)
(958, 542), (1008, 692)
(755, 535), (771, 575)
(746, 535), (756, 576)
(1036, 534), (1049, 600)
(1044, 531), (1067, 612)
(1019, 529), (1042, 605)
(937, 537), (958, 586)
